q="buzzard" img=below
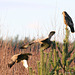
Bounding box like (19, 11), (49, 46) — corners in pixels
(62, 11), (74, 32)
(19, 31), (55, 50)
(8, 53), (32, 68)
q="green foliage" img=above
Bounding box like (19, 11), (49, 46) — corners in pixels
(35, 41), (61, 75)
(37, 61), (40, 75)
(56, 42), (62, 53)
(57, 28), (75, 74)
(29, 67), (32, 75)
(29, 28), (75, 75)
(40, 49), (44, 75)
(29, 67), (36, 75)
(33, 70), (35, 75)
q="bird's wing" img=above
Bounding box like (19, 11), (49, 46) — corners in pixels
(8, 54), (19, 68)
(17, 53), (32, 61)
(35, 31), (55, 43)
(8, 61), (15, 68)
(32, 38), (48, 43)
(21, 53), (32, 56)
(40, 43), (49, 50)
(40, 38), (48, 43)
(65, 14), (74, 27)
(66, 13), (72, 21)
(33, 31), (55, 43)
(19, 39), (44, 49)
(65, 16), (74, 32)
(19, 40), (41, 49)
(11, 54), (20, 61)
(20, 31), (55, 49)
(19, 42), (34, 49)
(21, 60), (28, 68)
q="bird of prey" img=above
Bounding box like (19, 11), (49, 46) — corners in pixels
(8, 53), (32, 68)
(62, 11), (74, 33)
(19, 42), (34, 49)
(19, 31), (55, 50)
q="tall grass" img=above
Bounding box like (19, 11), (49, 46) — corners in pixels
(0, 27), (75, 75)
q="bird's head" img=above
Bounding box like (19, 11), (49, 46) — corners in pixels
(62, 11), (67, 15)
(48, 31), (55, 39)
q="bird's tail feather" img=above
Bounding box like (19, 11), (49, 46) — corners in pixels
(8, 62), (15, 68)
(70, 26), (74, 33)
(26, 53), (32, 56)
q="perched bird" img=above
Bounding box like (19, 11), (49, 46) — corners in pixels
(62, 11), (74, 33)
(8, 53), (32, 68)
(20, 31), (55, 50)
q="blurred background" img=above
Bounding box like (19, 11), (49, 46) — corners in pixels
(0, 0), (75, 43)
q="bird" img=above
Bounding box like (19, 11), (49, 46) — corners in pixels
(62, 11), (74, 33)
(19, 42), (34, 49)
(19, 31), (55, 50)
(8, 53), (32, 69)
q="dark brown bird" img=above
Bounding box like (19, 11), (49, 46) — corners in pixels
(62, 11), (74, 33)
(8, 53), (32, 68)
(19, 31), (55, 50)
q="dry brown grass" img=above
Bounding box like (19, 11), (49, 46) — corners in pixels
(0, 38), (75, 75)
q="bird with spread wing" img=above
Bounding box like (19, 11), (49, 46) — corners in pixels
(19, 31), (55, 50)
(62, 11), (74, 33)
(8, 53), (32, 69)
